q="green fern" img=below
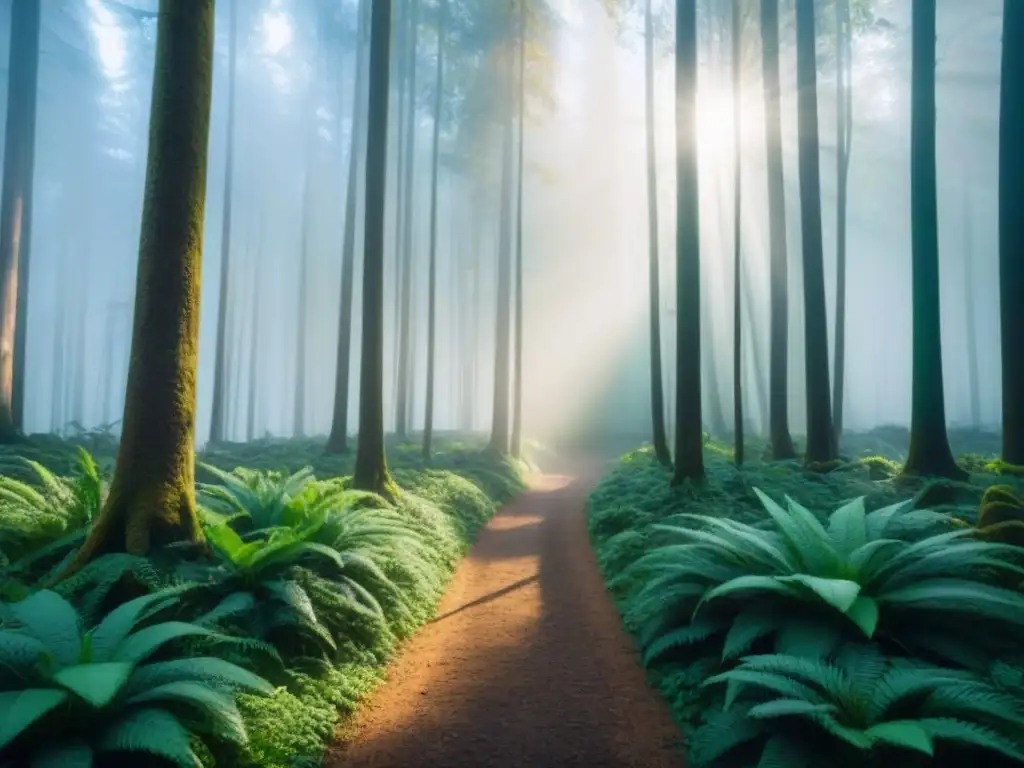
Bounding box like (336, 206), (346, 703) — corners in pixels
(692, 645), (1024, 766)
(0, 588), (272, 765)
(628, 491), (1024, 671)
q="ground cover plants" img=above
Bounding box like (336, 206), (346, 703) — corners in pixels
(587, 429), (1024, 768)
(0, 432), (523, 767)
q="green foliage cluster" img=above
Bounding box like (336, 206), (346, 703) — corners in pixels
(588, 445), (1024, 768)
(0, 435), (522, 767)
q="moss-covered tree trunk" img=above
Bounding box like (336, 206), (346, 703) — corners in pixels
(731, 0), (743, 465)
(510, 0), (526, 461)
(1000, 0), (1024, 466)
(671, 0), (704, 484)
(759, 0), (796, 460)
(327, 0), (370, 455)
(487, 49), (516, 457)
(902, 0), (965, 480)
(644, 0), (670, 467)
(65, 0), (214, 568)
(353, 0), (397, 499)
(423, 0), (446, 459)
(794, 0), (836, 465)
(0, 0), (41, 439)
(208, 0), (238, 445)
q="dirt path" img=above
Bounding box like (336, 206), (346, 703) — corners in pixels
(324, 462), (685, 768)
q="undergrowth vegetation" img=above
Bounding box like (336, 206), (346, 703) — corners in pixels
(588, 440), (1024, 768)
(0, 433), (523, 767)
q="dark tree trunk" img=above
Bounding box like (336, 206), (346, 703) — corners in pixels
(759, 0), (796, 460)
(395, 0), (420, 439)
(353, 0), (397, 498)
(510, 0), (526, 460)
(731, 0), (743, 465)
(902, 0), (965, 479)
(671, 0), (704, 484)
(644, 0), (670, 466)
(327, 0), (369, 455)
(999, 0), (1024, 465)
(423, 0), (446, 459)
(0, 0), (40, 438)
(208, 0), (238, 445)
(794, 0), (836, 464)
(741, 257), (768, 434)
(832, 0), (852, 445)
(487, 48), (516, 456)
(64, 0), (214, 570)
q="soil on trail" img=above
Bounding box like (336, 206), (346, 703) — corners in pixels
(324, 461), (685, 768)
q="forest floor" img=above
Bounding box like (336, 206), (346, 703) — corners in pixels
(323, 459), (686, 768)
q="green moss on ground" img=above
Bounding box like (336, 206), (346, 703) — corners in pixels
(586, 442), (1024, 758)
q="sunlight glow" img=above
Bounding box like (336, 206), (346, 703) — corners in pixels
(261, 11), (294, 56)
(86, 0), (127, 79)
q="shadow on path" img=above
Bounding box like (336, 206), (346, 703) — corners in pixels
(323, 461), (685, 768)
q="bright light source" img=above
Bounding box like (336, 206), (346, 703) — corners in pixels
(261, 11), (294, 56)
(86, 0), (127, 79)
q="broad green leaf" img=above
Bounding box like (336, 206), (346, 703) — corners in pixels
(776, 575), (861, 613)
(845, 595), (880, 637)
(54, 662), (133, 707)
(866, 720), (934, 755)
(7, 590), (82, 667)
(0, 689), (69, 751)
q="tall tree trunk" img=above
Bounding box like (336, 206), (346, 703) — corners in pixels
(64, 0), (214, 569)
(0, 0), (40, 438)
(794, 0), (836, 464)
(731, 0), (743, 465)
(245, 255), (260, 442)
(962, 183), (980, 428)
(423, 0), (446, 458)
(353, 0), (397, 498)
(487, 51), (516, 456)
(832, 0), (852, 446)
(293, 162), (313, 438)
(741, 257), (768, 434)
(644, 0), (670, 466)
(389, 0), (409, 426)
(671, 0), (704, 484)
(999, 0), (1024, 466)
(395, 0), (420, 438)
(902, 0), (965, 479)
(759, 0), (796, 459)
(510, 0), (526, 460)
(208, 0), (238, 445)
(327, 0), (370, 454)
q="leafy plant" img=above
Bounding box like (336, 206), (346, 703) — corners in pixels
(691, 645), (1024, 767)
(0, 448), (103, 568)
(627, 490), (1024, 672)
(0, 588), (272, 765)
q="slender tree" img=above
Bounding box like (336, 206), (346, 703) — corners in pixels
(759, 0), (796, 460)
(245, 247), (261, 442)
(63, 0), (215, 568)
(832, 0), (853, 444)
(327, 0), (370, 454)
(1000, 0), (1024, 466)
(644, 0), (670, 466)
(208, 0), (239, 444)
(510, 0), (527, 460)
(0, 0), (40, 438)
(671, 0), (704, 484)
(487, 39), (516, 456)
(962, 182), (980, 428)
(901, 0), (965, 479)
(293, 161), (313, 437)
(731, 0), (743, 465)
(395, 0), (420, 438)
(794, 0), (836, 464)
(423, 0), (447, 458)
(353, 0), (398, 497)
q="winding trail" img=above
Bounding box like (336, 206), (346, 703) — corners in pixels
(324, 461), (685, 768)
